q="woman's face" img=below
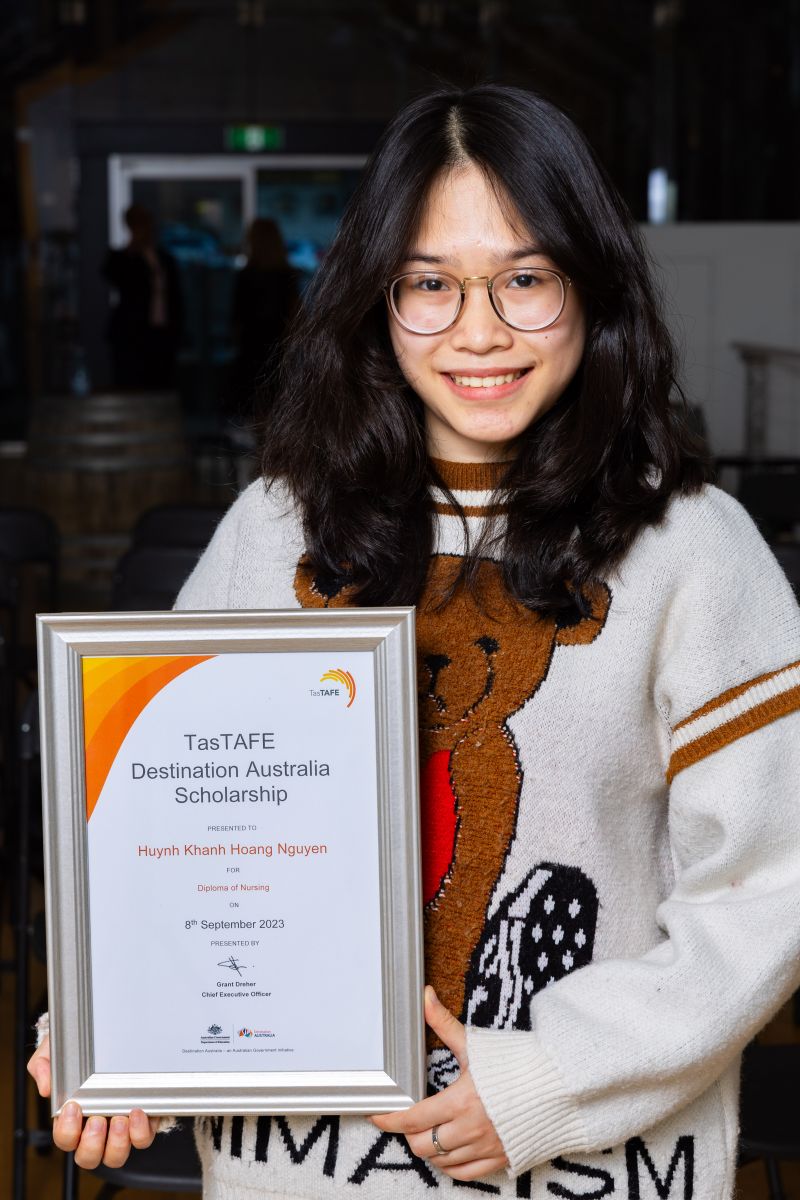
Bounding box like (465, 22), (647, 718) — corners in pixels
(388, 163), (586, 462)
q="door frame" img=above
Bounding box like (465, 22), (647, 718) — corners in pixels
(107, 154), (368, 247)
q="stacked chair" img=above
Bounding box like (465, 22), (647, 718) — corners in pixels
(111, 504), (226, 611)
(81, 503), (223, 1194)
(0, 508), (59, 944)
(737, 466), (800, 597)
(6, 503), (225, 1197)
(720, 462), (800, 1196)
(738, 1041), (800, 1200)
(1, 509), (59, 1200)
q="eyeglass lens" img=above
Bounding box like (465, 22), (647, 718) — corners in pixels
(390, 269), (565, 333)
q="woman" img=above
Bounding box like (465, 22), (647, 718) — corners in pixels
(30, 84), (800, 1199)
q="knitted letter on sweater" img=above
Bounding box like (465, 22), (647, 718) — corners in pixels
(175, 460), (800, 1200)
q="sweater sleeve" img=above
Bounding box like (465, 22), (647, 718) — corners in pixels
(466, 489), (800, 1176)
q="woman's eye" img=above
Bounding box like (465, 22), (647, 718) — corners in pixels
(508, 272), (540, 289)
(415, 277), (449, 292)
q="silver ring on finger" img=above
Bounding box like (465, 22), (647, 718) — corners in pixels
(431, 1125), (449, 1155)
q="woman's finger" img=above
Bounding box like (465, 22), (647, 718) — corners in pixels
(51, 1099), (157, 1168)
(439, 1155), (508, 1181)
(370, 1075), (468, 1135)
(52, 1102), (83, 1152)
(102, 1116), (134, 1168)
(129, 1109), (159, 1149)
(73, 1115), (109, 1170)
(424, 987), (467, 1067)
(407, 1121), (498, 1167)
(406, 1120), (463, 1160)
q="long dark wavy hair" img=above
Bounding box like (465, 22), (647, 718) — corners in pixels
(263, 83), (710, 617)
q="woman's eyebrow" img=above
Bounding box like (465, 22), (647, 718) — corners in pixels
(403, 251), (448, 265)
(402, 244), (545, 265)
(506, 244), (545, 260)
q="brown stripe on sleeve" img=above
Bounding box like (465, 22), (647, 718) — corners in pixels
(667, 683), (800, 782)
(673, 658), (800, 731)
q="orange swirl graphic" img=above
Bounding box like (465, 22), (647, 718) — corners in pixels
(320, 668), (356, 708)
(83, 655), (213, 820)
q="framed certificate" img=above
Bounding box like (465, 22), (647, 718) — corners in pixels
(37, 609), (425, 1117)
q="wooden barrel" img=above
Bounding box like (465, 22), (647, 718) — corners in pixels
(26, 392), (192, 592)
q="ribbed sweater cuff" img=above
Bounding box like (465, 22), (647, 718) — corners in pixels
(466, 1026), (588, 1176)
(35, 1012), (49, 1047)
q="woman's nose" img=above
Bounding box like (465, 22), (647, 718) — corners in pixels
(448, 279), (514, 353)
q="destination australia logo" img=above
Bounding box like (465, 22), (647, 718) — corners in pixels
(309, 668), (356, 708)
(238, 1027), (275, 1039)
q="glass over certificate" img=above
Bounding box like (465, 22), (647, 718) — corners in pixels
(37, 609), (425, 1116)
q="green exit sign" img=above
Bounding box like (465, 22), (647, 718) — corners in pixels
(225, 124), (286, 152)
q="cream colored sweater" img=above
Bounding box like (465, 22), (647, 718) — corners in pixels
(173, 461), (800, 1200)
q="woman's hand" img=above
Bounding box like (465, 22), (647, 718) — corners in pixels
(369, 987), (509, 1182)
(27, 1035), (158, 1168)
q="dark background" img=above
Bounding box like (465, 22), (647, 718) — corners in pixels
(2, 12), (800, 1199)
(1, 0), (799, 434)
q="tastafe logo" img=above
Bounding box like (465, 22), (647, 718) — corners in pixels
(320, 668), (356, 707)
(295, 553), (610, 1091)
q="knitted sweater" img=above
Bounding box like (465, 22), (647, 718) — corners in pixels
(175, 460), (800, 1200)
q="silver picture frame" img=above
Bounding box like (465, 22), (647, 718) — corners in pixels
(37, 608), (425, 1117)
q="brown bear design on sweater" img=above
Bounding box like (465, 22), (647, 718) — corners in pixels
(294, 552), (610, 1087)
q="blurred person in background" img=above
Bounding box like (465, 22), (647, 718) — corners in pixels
(230, 216), (299, 419)
(103, 203), (183, 391)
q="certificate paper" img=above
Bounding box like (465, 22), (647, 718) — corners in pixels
(84, 652), (383, 1074)
(37, 609), (425, 1116)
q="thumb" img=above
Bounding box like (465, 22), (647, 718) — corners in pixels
(27, 1043), (52, 1098)
(425, 985), (467, 1067)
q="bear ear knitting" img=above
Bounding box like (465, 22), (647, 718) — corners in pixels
(555, 581), (612, 646)
(293, 556), (358, 608)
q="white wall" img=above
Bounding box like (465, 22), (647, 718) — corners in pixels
(642, 224), (800, 456)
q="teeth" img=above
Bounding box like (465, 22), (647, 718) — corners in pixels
(450, 371), (524, 387)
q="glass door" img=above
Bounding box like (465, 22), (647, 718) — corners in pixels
(108, 155), (365, 423)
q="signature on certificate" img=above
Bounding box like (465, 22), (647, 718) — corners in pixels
(217, 956), (248, 976)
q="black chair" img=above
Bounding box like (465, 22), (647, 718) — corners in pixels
(0, 508), (59, 692)
(770, 543), (800, 599)
(0, 550), (19, 755)
(90, 1120), (202, 1197)
(738, 469), (800, 540)
(111, 544), (203, 611)
(0, 507), (59, 607)
(0, 553), (20, 948)
(131, 504), (226, 551)
(11, 691), (53, 1200)
(738, 1041), (800, 1200)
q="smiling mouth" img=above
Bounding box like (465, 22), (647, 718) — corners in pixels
(446, 368), (531, 388)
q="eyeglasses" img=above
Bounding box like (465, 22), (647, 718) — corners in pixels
(385, 267), (572, 335)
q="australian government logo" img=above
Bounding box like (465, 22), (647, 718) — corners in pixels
(201, 1023), (231, 1045)
(310, 667), (356, 708)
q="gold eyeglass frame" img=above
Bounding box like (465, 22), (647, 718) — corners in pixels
(385, 267), (572, 335)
